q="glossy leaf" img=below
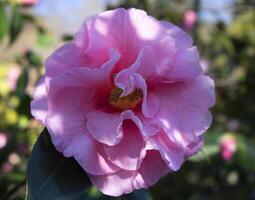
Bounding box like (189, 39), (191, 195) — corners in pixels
(26, 129), (91, 200)
(9, 5), (23, 44)
(0, 3), (8, 41)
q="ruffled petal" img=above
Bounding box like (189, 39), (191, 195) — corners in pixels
(153, 75), (215, 148)
(133, 150), (169, 189)
(31, 76), (48, 124)
(87, 111), (123, 146)
(160, 21), (193, 49)
(75, 8), (169, 71)
(165, 46), (202, 81)
(104, 120), (145, 171)
(63, 133), (119, 175)
(46, 49), (120, 89)
(151, 131), (185, 171)
(45, 43), (85, 81)
(88, 170), (135, 197)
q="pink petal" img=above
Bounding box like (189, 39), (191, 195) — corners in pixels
(153, 75), (215, 148)
(47, 49), (120, 89)
(87, 109), (157, 146)
(45, 43), (85, 81)
(185, 136), (204, 157)
(87, 111), (123, 146)
(63, 133), (119, 175)
(104, 121), (145, 171)
(160, 21), (193, 49)
(165, 46), (202, 80)
(151, 131), (185, 171)
(46, 84), (119, 175)
(31, 76), (48, 124)
(46, 86), (94, 152)
(133, 150), (169, 189)
(88, 170), (135, 197)
(75, 8), (168, 71)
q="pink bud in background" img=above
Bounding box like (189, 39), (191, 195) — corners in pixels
(7, 64), (21, 91)
(18, 0), (38, 6)
(1, 162), (13, 173)
(220, 134), (237, 161)
(183, 10), (197, 31)
(0, 133), (7, 149)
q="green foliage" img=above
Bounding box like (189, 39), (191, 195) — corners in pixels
(9, 5), (23, 44)
(26, 129), (91, 200)
(0, 3), (8, 41)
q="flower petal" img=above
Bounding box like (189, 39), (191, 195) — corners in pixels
(31, 76), (48, 124)
(46, 48), (120, 89)
(165, 46), (202, 81)
(63, 133), (119, 175)
(151, 131), (185, 171)
(88, 170), (135, 197)
(153, 75), (215, 148)
(104, 120), (145, 171)
(45, 43), (84, 81)
(75, 8), (168, 71)
(160, 21), (193, 49)
(133, 150), (169, 189)
(87, 111), (123, 146)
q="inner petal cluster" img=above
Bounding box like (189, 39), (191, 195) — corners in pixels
(109, 87), (143, 110)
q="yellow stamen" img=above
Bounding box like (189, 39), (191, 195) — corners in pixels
(109, 87), (143, 110)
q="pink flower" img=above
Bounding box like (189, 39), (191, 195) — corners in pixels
(0, 133), (8, 149)
(7, 64), (21, 91)
(1, 162), (13, 173)
(183, 10), (197, 31)
(31, 8), (215, 196)
(18, 0), (38, 6)
(220, 134), (237, 161)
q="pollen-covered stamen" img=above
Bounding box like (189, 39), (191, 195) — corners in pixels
(109, 87), (143, 110)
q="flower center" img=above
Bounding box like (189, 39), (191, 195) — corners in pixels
(109, 87), (143, 110)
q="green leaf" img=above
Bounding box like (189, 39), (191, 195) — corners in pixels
(16, 69), (28, 97)
(188, 132), (221, 162)
(121, 189), (152, 200)
(9, 5), (23, 45)
(0, 3), (8, 41)
(25, 50), (42, 67)
(26, 129), (91, 200)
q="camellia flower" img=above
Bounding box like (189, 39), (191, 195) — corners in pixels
(220, 134), (237, 161)
(31, 8), (215, 196)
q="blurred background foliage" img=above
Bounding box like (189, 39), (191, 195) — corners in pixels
(0, 0), (255, 199)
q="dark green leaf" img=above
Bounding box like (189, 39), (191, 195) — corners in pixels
(121, 189), (152, 200)
(26, 129), (91, 200)
(16, 69), (28, 97)
(25, 50), (42, 67)
(0, 3), (8, 41)
(9, 5), (23, 45)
